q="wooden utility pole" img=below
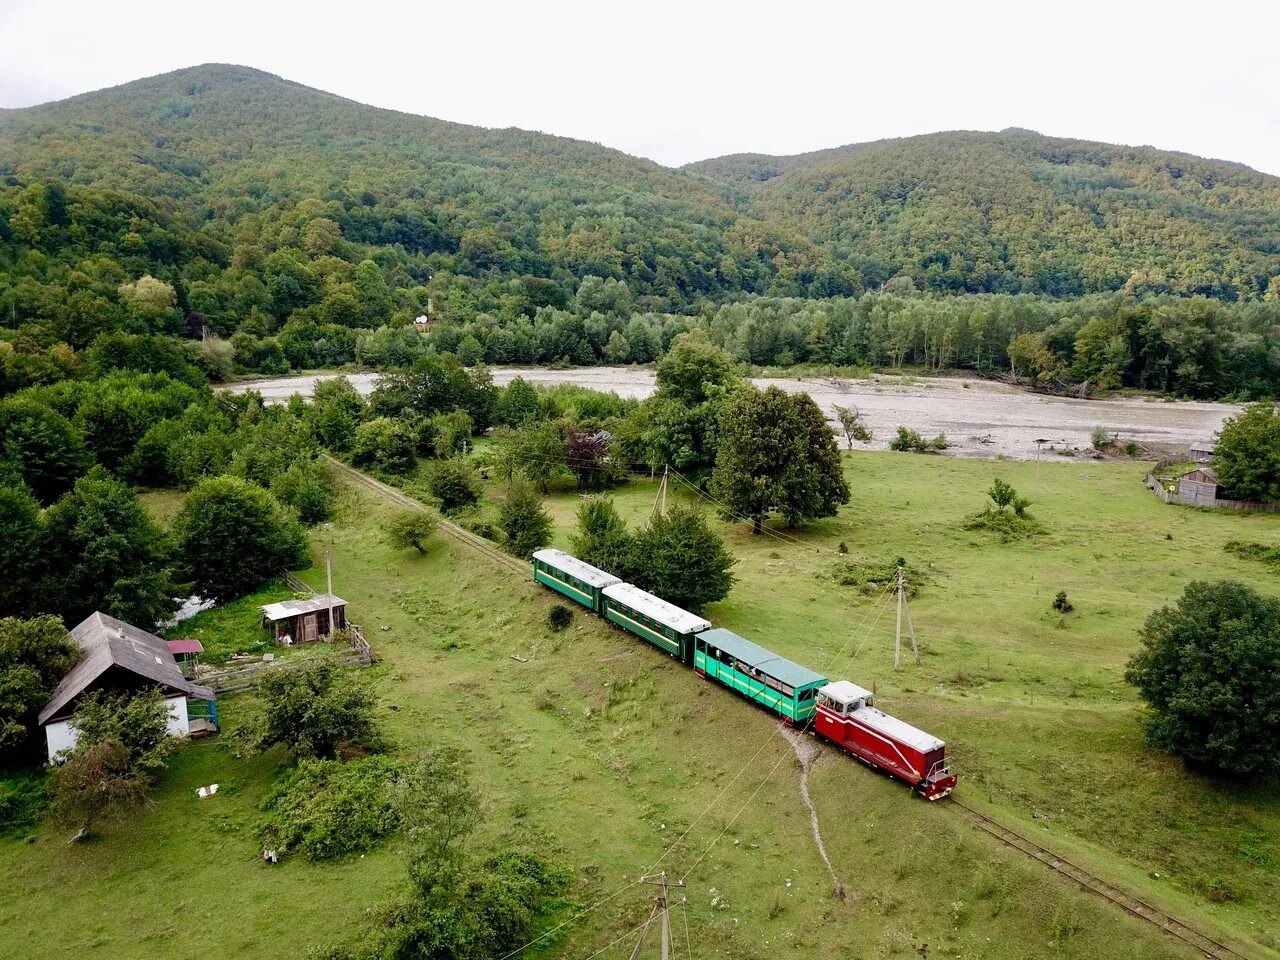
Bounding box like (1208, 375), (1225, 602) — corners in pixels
(326, 554), (334, 640)
(648, 466), (669, 526)
(895, 566), (920, 668)
(630, 872), (684, 959)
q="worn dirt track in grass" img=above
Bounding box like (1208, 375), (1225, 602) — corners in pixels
(231, 367), (1239, 460)
(782, 725), (844, 901)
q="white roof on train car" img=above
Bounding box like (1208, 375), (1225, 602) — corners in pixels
(602, 583), (711, 634)
(533, 550), (622, 589)
(855, 705), (944, 753)
(819, 680), (873, 704)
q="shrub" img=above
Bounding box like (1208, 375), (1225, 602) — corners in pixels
(888, 426), (948, 453)
(350, 417), (418, 475)
(385, 509), (439, 554)
(499, 481), (553, 558)
(427, 458), (482, 512)
(1053, 591), (1073, 613)
(631, 504), (735, 611)
(0, 771), (48, 835)
(963, 479), (1044, 541)
(830, 558), (922, 596)
(1091, 425), (1111, 450)
(253, 656), (380, 760)
(259, 755), (403, 860)
(548, 605), (573, 631)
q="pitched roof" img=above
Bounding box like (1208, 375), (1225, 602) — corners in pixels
(533, 549), (621, 589)
(39, 612), (214, 725)
(259, 594), (347, 622)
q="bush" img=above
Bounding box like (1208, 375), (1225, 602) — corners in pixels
(253, 656), (380, 760)
(548, 605), (573, 631)
(1053, 591), (1073, 613)
(0, 771), (48, 835)
(570, 497), (634, 580)
(499, 481), (553, 558)
(631, 504), (735, 610)
(351, 417), (418, 475)
(385, 509), (439, 554)
(1091, 425), (1111, 450)
(888, 426), (949, 453)
(427, 458), (482, 512)
(963, 479), (1044, 541)
(260, 755), (403, 860)
(1125, 580), (1280, 778)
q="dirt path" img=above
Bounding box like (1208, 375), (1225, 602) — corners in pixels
(782, 726), (845, 900)
(231, 366), (1238, 461)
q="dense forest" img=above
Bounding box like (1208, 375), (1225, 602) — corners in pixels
(3, 63), (1280, 401)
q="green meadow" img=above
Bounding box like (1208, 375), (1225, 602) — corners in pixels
(3, 453), (1277, 960)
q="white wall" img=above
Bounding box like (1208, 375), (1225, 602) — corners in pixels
(45, 695), (190, 764)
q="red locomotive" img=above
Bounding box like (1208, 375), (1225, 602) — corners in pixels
(815, 680), (957, 800)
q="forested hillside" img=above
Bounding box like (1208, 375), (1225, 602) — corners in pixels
(4, 64), (1280, 400)
(689, 129), (1280, 299)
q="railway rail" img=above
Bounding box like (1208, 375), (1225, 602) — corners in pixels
(323, 456), (528, 577)
(947, 798), (1253, 960)
(326, 456), (1258, 960)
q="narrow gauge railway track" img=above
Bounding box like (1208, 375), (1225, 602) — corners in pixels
(947, 798), (1253, 960)
(327, 457), (1256, 960)
(323, 456), (528, 577)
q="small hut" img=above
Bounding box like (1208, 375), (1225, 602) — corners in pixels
(1189, 441), (1215, 464)
(166, 638), (204, 679)
(1177, 466), (1220, 505)
(260, 594), (348, 645)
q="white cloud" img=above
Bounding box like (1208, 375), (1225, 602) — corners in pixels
(2, 0), (1278, 174)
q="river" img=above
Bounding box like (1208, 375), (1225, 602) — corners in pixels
(228, 367), (1237, 461)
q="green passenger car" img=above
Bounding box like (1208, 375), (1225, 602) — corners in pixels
(600, 582), (711, 663)
(532, 549), (621, 613)
(693, 628), (829, 724)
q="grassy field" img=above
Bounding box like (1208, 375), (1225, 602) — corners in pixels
(3, 453), (1278, 959)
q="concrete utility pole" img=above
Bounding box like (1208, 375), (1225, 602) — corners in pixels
(895, 566), (920, 668)
(630, 872), (684, 959)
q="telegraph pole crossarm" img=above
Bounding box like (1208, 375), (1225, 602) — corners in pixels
(632, 872), (685, 960)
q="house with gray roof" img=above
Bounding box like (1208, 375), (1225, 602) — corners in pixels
(39, 612), (216, 763)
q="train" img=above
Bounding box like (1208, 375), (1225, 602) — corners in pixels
(532, 548), (957, 800)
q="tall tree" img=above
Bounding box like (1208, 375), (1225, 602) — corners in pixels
(41, 467), (175, 628)
(1126, 581), (1280, 778)
(173, 475), (307, 601)
(1213, 402), (1280, 502)
(710, 385), (849, 533)
(571, 498), (634, 579)
(0, 397), (92, 504)
(0, 615), (80, 763)
(0, 485), (44, 617)
(631, 504), (735, 611)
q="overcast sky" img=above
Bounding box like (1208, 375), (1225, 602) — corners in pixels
(3, 0), (1279, 174)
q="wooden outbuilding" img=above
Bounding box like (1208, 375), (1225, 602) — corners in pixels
(1177, 466), (1221, 505)
(260, 594), (348, 645)
(1189, 441), (1215, 464)
(39, 612), (217, 764)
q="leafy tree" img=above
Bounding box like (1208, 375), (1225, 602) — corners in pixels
(0, 616), (79, 763)
(631, 504), (735, 610)
(832, 403), (872, 449)
(427, 458), (482, 512)
(1213, 402), (1280, 502)
(710, 385), (849, 533)
(494, 377), (541, 428)
(1126, 581), (1280, 778)
(270, 458), (335, 524)
(386, 509), (439, 554)
(570, 498), (634, 579)
(173, 475), (307, 601)
(310, 376), (366, 451)
(565, 427), (621, 490)
(0, 486), (44, 617)
(1008, 332), (1063, 386)
(41, 467), (176, 627)
(48, 689), (172, 834)
(0, 396), (92, 503)
(498, 481), (552, 558)
(398, 748), (483, 895)
(254, 656), (380, 760)
(655, 330), (739, 406)
(513, 420), (569, 492)
(351, 417), (418, 475)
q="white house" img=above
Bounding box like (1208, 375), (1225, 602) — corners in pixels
(38, 612), (216, 764)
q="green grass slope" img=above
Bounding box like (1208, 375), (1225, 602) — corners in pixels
(4, 454), (1277, 958)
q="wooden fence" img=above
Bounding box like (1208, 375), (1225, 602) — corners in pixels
(1144, 462), (1280, 514)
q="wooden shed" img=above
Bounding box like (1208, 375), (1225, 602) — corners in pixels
(1177, 467), (1220, 505)
(260, 594), (348, 645)
(1189, 441), (1215, 464)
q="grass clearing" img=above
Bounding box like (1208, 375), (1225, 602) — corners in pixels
(3, 453), (1278, 958)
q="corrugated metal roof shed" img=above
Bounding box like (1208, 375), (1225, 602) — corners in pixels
(700, 628), (828, 688)
(533, 549), (621, 589)
(260, 594), (347, 622)
(602, 583), (710, 634)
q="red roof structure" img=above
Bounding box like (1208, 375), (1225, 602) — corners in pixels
(167, 638), (204, 656)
